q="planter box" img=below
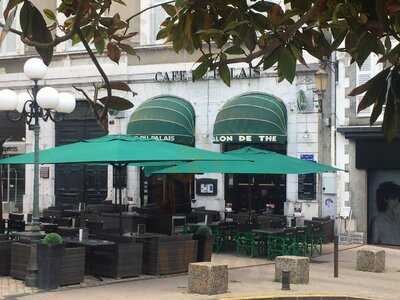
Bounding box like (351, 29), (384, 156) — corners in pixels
(137, 234), (197, 275)
(11, 242), (85, 286)
(10, 242), (32, 280)
(60, 246), (85, 286)
(37, 244), (64, 290)
(89, 241), (143, 278)
(0, 240), (11, 275)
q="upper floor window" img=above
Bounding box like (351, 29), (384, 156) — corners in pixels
(0, 0), (17, 55)
(150, 0), (168, 45)
(356, 54), (382, 117)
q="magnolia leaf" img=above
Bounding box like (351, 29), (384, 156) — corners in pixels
(193, 60), (210, 80)
(107, 42), (121, 63)
(98, 96), (134, 111)
(101, 81), (133, 93)
(162, 3), (176, 17)
(278, 47), (296, 83)
(219, 63), (231, 86)
(20, 1), (53, 65)
(349, 68), (391, 96)
(225, 45), (245, 55)
(118, 43), (137, 57)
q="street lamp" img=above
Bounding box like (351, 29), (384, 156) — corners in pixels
(0, 58), (76, 232)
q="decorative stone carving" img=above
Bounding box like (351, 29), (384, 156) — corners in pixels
(188, 262), (228, 295)
(275, 256), (310, 284)
(356, 247), (385, 273)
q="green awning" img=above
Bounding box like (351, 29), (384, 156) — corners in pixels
(0, 135), (247, 165)
(127, 95), (195, 145)
(213, 92), (287, 144)
(147, 147), (341, 175)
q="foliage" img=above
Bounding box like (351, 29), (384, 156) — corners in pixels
(1, 0), (400, 138)
(194, 225), (213, 238)
(42, 233), (63, 246)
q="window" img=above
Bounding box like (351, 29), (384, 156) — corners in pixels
(356, 54), (382, 117)
(150, 0), (168, 44)
(0, 0), (17, 55)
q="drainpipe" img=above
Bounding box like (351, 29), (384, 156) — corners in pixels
(331, 52), (337, 166)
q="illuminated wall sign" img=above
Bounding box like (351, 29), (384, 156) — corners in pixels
(155, 67), (261, 82)
(213, 135), (283, 144)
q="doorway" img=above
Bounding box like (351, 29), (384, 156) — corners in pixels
(223, 144), (287, 215)
(55, 101), (108, 208)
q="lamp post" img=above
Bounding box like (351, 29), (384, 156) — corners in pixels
(0, 58), (76, 232)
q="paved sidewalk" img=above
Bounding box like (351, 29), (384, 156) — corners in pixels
(6, 244), (399, 300)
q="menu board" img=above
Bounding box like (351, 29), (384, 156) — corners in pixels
(298, 173), (316, 200)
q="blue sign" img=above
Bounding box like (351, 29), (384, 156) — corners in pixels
(300, 154), (314, 161)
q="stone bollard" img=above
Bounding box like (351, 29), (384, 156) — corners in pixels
(356, 247), (385, 273)
(188, 262), (228, 295)
(275, 256), (310, 284)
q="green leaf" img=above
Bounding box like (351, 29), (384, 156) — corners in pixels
(225, 45), (245, 55)
(278, 47), (296, 83)
(262, 48), (280, 70)
(349, 68), (391, 96)
(251, 1), (274, 12)
(219, 63), (231, 86)
(162, 3), (176, 17)
(119, 43), (138, 59)
(193, 60), (210, 80)
(94, 37), (105, 54)
(382, 91), (398, 142)
(43, 8), (56, 21)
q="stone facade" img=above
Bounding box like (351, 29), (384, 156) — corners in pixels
(275, 256), (310, 284)
(356, 247), (385, 273)
(188, 262), (228, 295)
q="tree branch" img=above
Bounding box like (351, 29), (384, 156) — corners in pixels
(77, 27), (112, 102)
(126, 0), (175, 23)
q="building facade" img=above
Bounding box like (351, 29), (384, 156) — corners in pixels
(0, 1), (336, 224)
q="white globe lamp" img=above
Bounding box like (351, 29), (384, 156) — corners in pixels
(24, 58), (48, 80)
(37, 87), (59, 110)
(0, 89), (18, 111)
(56, 93), (76, 113)
(16, 92), (32, 113)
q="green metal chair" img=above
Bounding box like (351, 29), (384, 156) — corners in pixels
(234, 232), (261, 257)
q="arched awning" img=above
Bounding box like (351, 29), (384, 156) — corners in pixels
(213, 92), (287, 144)
(127, 95), (195, 145)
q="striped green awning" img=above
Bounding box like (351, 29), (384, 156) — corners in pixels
(213, 92), (287, 144)
(127, 95), (195, 145)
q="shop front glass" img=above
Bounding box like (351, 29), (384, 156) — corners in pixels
(223, 144), (286, 215)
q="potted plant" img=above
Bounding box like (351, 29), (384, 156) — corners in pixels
(37, 233), (65, 290)
(193, 226), (213, 262)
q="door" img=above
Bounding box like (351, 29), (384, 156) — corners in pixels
(368, 170), (400, 245)
(55, 102), (108, 208)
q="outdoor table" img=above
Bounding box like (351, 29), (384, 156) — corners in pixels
(63, 237), (115, 279)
